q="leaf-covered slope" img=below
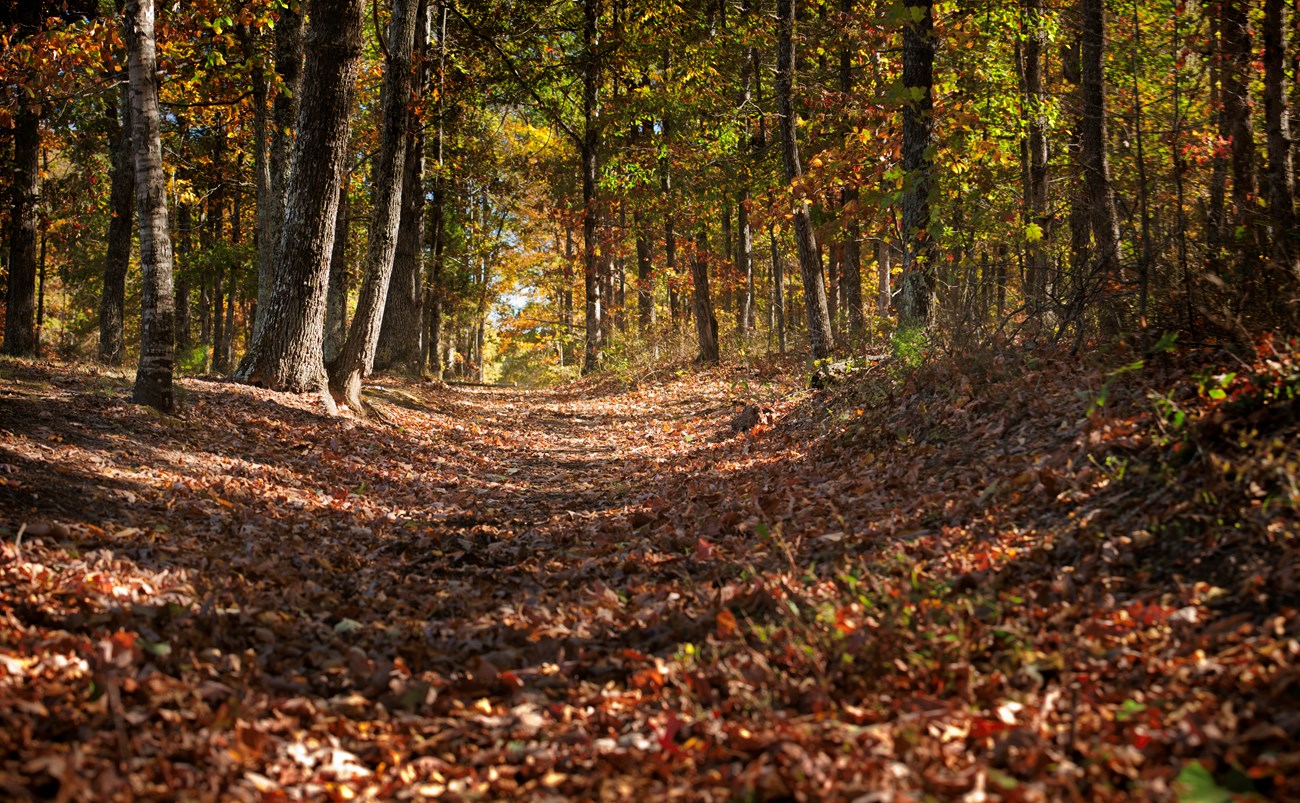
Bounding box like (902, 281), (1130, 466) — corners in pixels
(0, 344), (1296, 801)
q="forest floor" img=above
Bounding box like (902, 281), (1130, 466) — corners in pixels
(1, 340), (1298, 802)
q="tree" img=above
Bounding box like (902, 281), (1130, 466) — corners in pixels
(98, 83), (134, 365)
(329, 0), (422, 410)
(775, 0), (834, 360)
(4, 3), (42, 357)
(1263, 0), (1297, 285)
(124, 0), (176, 412)
(1078, 0), (1122, 329)
(897, 0), (937, 327)
(233, 0), (366, 403)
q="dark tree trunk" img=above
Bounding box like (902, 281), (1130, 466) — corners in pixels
(233, 0), (365, 404)
(124, 0), (176, 412)
(634, 209), (654, 332)
(251, 3), (305, 341)
(775, 0), (834, 359)
(99, 83), (135, 365)
(692, 226), (719, 363)
(329, 0), (421, 409)
(840, 0), (865, 341)
(5, 105), (39, 356)
(377, 0), (431, 375)
(175, 202), (193, 356)
(898, 0), (937, 327)
(581, 0), (603, 374)
(1220, 0), (1261, 284)
(323, 191), (350, 366)
(1079, 0), (1122, 330)
(770, 225), (787, 352)
(1264, 0), (1299, 282)
(1022, 0), (1050, 302)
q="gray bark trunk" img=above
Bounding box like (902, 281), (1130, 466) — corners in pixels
(1080, 0), (1122, 329)
(328, 0), (421, 409)
(233, 0), (365, 405)
(323, 191), (350, 365)
(125, 0), (176, 412)
(581, 0), (603, 374)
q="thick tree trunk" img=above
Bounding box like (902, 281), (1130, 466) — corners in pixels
(692, 226), (719, 363)
(5, 106), (39, 356)
(233, 0), (365, 404)
(251, 4), (305, 341)
(898, 0), (937, 327)
(581, 0), (603, 374)
(99, 83), (135, 365)
(124, 0), (176, 412)
(775, 0), (834, 360)
(1264, 0), (1298, 282)
(1079, 0), (1122, 330)
(323, 191), (350, 365)
(329, 0), (421, 409)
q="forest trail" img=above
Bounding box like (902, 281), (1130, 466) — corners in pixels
(3, 350), (1300, 800)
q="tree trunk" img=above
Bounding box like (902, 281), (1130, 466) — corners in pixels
(323, 190), (350, 365)
(251, 3), (305, 341)
(737, 188), (754, 335)
(581, 0), (603, 374)
(1022, 0), (1050, 302)
(1079, 0), (1122, 333)
(329, 0), (422, 409)
(1221, 0), (1260, 287)
(377, 0), (431, 375)
(898, 0), (937, 327)
(176, 202), (193, 357)
(634, 209), (654, 332)
(692, 225), (719, 363)
(770, 225), (787, 352)
(840, 0), (865, 341)
(775, 0), (834, 360)
(99, 83), (134, 365)
(5, 105), (39, 356)
(124, 0), (176, 412)
(1264, 0), (1298, 282)
(233, 0), (365, 405)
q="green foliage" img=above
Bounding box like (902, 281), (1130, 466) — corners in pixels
(890, 326), (930, 369)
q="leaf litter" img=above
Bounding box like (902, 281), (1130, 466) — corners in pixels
(0, 340), (1297, 801)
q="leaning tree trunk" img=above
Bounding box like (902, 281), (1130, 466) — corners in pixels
(99, 83), (135, 365)
(328, 0), (421, 410)
(898, 0), (937, 328)
(251, 3), (305, 342)
(376, 124), (427, 374)
(233, 0), (365, 404)
(775, 0), (834, 360)
(124, 0), (176, 412)
(1079, 0), (1122, 331)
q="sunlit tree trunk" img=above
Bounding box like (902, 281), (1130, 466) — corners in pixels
(323, 191), (350, 366)
(124, 0), (176, 412)
(233, 0), (365, 405)
(775, 0), (834, 360)
(99, 83), (134, 365)
(330, 0), (422, 409)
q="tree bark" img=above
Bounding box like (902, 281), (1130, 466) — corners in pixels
(1080, 0), (1122, 329)
(775, 0), (834, 360)
(233, 0), (365, 405)
(770, 225), (787, 352)
(329, 0), (422, 409)
(898, 0), (937, 328)
(99, 83), (134, 365)
(1220, 0), (1260, 285)
(1264, 0), (1298, 282)
(581, 0), (603, 374)
(1022, 0), (1050, 302)
(377, 0), (431, 375)
(692, 226), (719, 363)
(323, 190), (350, 365)
(124, 0), (177, 412)
(5, 105), (39, 357)
(251, 3), (305, 341)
